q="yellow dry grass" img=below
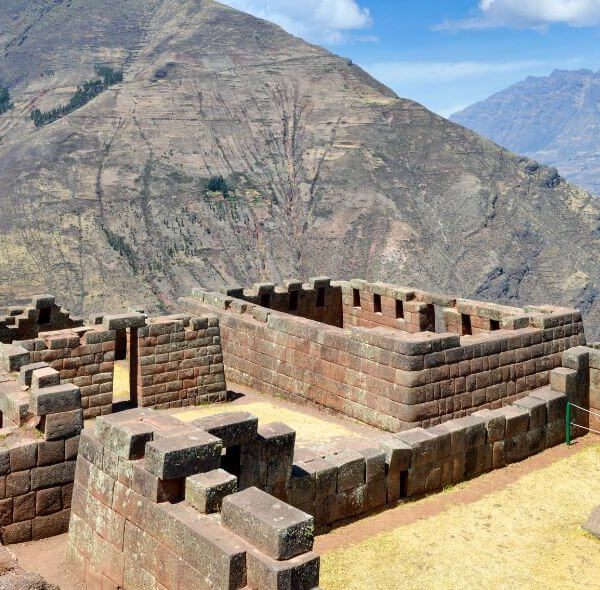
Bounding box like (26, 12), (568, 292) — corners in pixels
(174, 401), (357, 446)
(321, 444), (600, 590)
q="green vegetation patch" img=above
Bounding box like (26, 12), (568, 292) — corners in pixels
(31, 66), (123, 127)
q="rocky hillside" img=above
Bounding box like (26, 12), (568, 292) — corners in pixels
(451, 69), (600, 195)
(1, 1), (600, 335)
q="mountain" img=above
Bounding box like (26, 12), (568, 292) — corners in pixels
(451, 69), (600, 195)
(2, 2), (600, 336)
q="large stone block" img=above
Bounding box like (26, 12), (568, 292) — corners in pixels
(30, 367), (60, 391)
(19, 362), (50, 387)
(185, 469), (237, 513)
(514, 396), (547, 430)
(222, 487), (314, 560)
(102, 313), (146, 331)
(472, 409), (506, 442)
(396, 428), (438, 466)
(156, 502), (248, 588)
(247, 548), (320, 590)
(192, 411), (258, 447)
(328, 450), (365, 492)
(95, 410), (156, 460)
(144, 431), (222, 480)
(503, 406), (530, 438)
(30, 384), (81, 416)
(0, 345), (30, 372)
(43, 409), (83, 441)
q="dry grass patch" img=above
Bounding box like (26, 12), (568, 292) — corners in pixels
(321, 444), (600, 590)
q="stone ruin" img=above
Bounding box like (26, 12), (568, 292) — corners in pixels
(0, 277), (597, 589)
(181, 278), (586, 430)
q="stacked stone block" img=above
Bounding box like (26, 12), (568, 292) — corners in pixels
(224, 277), (343, 328)
(180, 289), (584, 432)
(0, 310), (229, 418)
(0, 295), (83, 344)
(0, 364), (82, 544)
(288, 446), (386, 530)
(342, 280), (453, 333)
(66, 408), (320, 590)
(284, 380), (572, 529)
(136, 314), (227, 409)
(7, 325), (116, 418)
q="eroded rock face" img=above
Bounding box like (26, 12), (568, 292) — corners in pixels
(2, 2), (600, 337)
(451, 68), (600, 196)
(0, 545), (59, 590)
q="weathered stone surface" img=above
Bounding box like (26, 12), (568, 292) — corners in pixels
(328, 451), (365, 493)
(30, 384), (81, 416)
(247, 548), (320, 590)
(95, 410), (156, 460)
(222, 487), (314, 560)
(185, 469), (237, 513)
(0, 345), (30, 373)
(102, 313), (146, 331)
(30, 367), (60, 390)
(18, 362), (49, 387)
(144, 431), (222, 480)
(192, 411), (258, 447)
(43, 409), (83, 441)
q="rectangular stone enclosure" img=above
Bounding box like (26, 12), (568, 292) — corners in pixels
(180, 278), (585, 432)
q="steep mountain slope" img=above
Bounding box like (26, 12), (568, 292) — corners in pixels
(1, 1), (600, 335)
(451, 69), (600, 195)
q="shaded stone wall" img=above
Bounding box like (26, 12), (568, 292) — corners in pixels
(65, 348), (586, 589)
(1, 310), (228, 418)
(11, 326), (116, 418)
(0, 295), (83, 344)
(341, 280), (583, 338)
(0, 363), (82, 544)
(223, 277), (343, 328)
(180, 288), (585, 432)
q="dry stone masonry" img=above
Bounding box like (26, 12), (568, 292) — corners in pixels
(0, 312), (227, 418)
(0, 361), (82, 544)
(0, 279), (595, 590)
(180, 278), (584, 432)
(0, 295), (83, 344)
(66, 409), (320, 590)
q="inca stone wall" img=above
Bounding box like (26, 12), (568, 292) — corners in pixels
(0, 311), (227, 418)
(136, 315), (227, 409)
(0, 295), (83, 344)
(66, 409), (320, 590)
(0, 362), (82, 544)
(8, 325), (117, 418)
(225, 278), (343, 328)
(180, 278), (585, 432)
(65, 344), (590, 588)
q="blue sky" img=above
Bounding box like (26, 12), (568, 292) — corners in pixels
(224, 0), (600, 116)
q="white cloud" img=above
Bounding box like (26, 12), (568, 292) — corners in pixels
(222, 0), (372, 44)
(438, 0), (600, 31)
(363, 60), (548, 85)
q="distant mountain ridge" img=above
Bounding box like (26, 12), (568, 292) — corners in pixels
(2, 1), (600, 337)
(451, 68), (600, 195)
